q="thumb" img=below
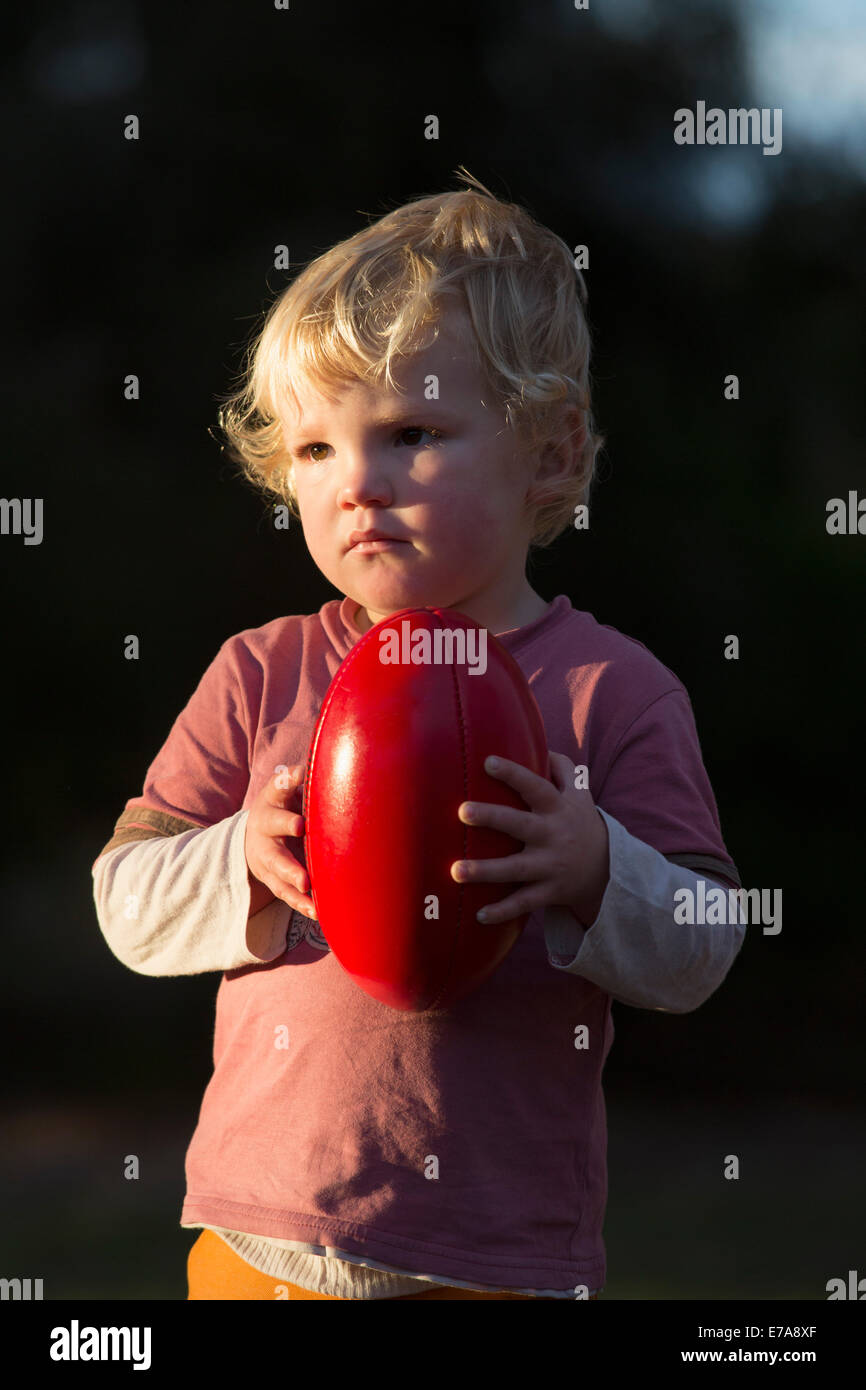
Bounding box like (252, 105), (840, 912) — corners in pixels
(548, 750), (574, 791)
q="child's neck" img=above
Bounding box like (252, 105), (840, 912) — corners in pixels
(353, 591), (549, 637)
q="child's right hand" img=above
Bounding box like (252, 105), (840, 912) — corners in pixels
(244, 764), (317, 919)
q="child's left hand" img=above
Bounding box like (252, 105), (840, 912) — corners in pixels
(450, 751), (610, 927)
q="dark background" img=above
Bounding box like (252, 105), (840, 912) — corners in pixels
(2, 0), (864, 1299)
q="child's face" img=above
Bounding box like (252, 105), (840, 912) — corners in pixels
(280, 308), (547, 635)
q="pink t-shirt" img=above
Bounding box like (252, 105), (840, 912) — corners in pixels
(117, 593), (739, 1292)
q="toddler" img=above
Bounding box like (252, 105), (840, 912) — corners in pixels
(92, 170), (744, 1300)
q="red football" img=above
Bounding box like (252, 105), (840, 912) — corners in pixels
(301, 606), (550, 1011)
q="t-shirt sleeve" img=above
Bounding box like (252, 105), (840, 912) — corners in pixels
(126, 634), (257, 830)
(543, 684), (744, 1010)
(594, 687), (739, 884)
(90, 634), (290, 977)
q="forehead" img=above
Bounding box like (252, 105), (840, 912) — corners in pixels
(281, 308), (485, 426)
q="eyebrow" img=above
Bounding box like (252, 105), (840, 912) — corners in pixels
(288, 406), (460, 436)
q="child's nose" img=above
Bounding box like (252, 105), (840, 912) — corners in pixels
(337, 456), (394, 508)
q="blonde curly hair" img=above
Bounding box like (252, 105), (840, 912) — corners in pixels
(216, 168), (604, 550)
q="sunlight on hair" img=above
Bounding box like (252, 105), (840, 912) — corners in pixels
(216, 167), (605, 550)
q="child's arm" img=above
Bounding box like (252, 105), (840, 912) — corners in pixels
(545, 682), (744, 1012)
(92, 812), (297, 976)
(92, 762), (318, 976)
(545, 810), (745, 1012)
(92, 630), (313, 976)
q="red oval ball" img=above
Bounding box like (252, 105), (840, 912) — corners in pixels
(302, 606), (550, 1011)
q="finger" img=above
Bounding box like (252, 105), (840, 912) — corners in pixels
(269, 880), (318, 919)
(451, 851), (537, 884)
(260, 804), (305, 839)
(482, 755), (558, 811)
(473, 886), (544, 925)
(267, 847), (309, 895)
(547, 751), (574, 791)
(262, 851), (316, 916)
(265, 764), (306, 801)
(458, 799), (538, 842)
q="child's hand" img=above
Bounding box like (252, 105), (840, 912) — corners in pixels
(244, 764), (317, 918)
(450, 751), (610, 927)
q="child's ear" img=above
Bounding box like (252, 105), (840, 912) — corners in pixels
(565, 404), (587, 455)
(527, 407), (585, 496)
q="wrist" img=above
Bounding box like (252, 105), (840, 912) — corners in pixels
(570, 810), (610, 927)
(247, 865), (275, 918)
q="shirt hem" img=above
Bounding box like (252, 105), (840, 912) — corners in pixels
(181, 1196), (606, 1293)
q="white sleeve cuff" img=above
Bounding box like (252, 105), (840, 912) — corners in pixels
(543, 808), (746, 1013)
(91, 810), (292, 976)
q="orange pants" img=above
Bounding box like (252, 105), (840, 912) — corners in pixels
(187, 1229), (597, 1300)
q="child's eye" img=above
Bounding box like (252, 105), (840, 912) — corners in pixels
(398, 425), (443, 447)
(298, 427), (443, 463)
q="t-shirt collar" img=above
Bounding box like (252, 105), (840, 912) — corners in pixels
(336, 593), (571, 654)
